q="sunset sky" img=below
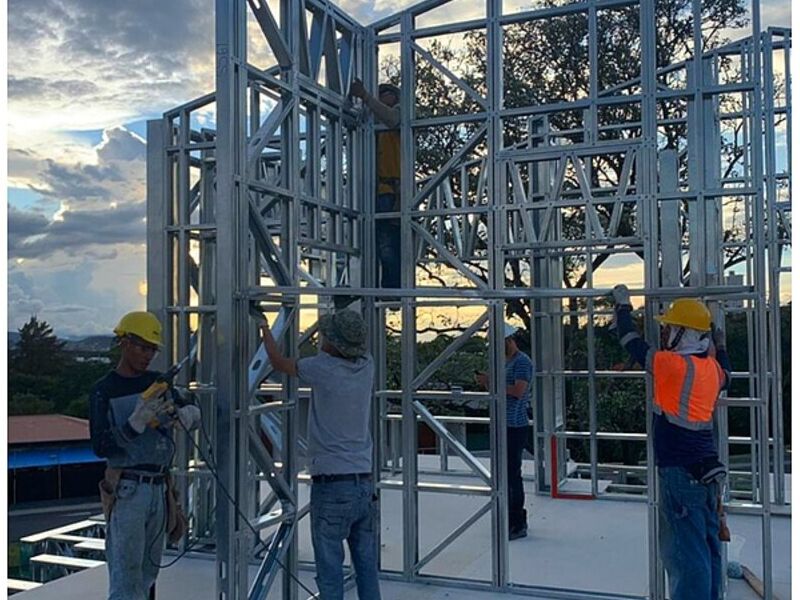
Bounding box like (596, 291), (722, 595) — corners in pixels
(5, 0), (793, 337)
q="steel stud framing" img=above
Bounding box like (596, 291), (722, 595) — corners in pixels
(146, 1), (791, 598)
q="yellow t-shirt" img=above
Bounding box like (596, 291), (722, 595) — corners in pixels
(377, 129), (401, 195)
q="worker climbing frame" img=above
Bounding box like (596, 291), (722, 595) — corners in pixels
(146, 0), (791, 598)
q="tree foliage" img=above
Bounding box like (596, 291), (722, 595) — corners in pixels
(8, 316), (111, 418)
(379, 0), (761, 329)
(12, 316), (68, 375)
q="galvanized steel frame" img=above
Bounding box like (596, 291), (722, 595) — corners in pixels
(146, 0), (790, 599)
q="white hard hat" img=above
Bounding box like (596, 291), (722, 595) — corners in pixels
(504, 323), (518, 339)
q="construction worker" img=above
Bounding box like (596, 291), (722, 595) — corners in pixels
(611, 286), (730, 600)
(349, 78), (401, 289)
(89, 311), (200, 600)
(475, 323), (533, 540)
(261, 309), (380, 600)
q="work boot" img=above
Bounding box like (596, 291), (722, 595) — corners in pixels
(509, 508), (528, 540)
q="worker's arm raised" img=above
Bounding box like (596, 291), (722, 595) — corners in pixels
(350, 78), (401, 128)
(364, 95), (400, 128)
(612, 285), (650, 369)
(710, 323), (732, 390)
(260, 323), (298, 377)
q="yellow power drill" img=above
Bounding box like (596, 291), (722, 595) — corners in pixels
(141, 354), (192, 427)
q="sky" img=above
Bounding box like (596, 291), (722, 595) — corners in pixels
(5, 0), (794, 337)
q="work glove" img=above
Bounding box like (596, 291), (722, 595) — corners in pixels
(128, 394), (168, 434)
(176, 405), (202, 431)
(349, 78), (367, 100)
(611, 284), (632, 309)
(710, 322), (726, 352)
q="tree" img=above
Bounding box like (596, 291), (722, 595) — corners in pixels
(64, 395), (90, 419)
(383, 0), (752, 330)
(8, 316), (112, 417)
(374, 1), (790, 467)
(9, 393), (56, 416)
(11, 316), (68, 376)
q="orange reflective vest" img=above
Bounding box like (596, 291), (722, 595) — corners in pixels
(649, 351), (725, 431)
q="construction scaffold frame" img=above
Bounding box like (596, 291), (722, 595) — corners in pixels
(145, 0), (791, 598)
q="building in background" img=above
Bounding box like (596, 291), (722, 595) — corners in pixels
(9, 415), (104, 505)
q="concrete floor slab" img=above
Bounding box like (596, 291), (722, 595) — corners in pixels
(13, 458), (790, 599)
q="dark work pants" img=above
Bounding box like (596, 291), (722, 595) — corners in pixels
(507, 426), (529, 531)
(376, 193), (401, 289)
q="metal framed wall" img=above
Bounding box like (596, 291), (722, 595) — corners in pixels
(146, 0), (791, 599)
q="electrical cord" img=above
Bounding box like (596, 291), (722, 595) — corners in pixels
(145, 388), (208, 569)
(146, 427), (203, 569)
(142, 400), (317, 597)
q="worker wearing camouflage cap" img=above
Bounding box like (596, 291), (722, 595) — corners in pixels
(262, 309), (380, 599)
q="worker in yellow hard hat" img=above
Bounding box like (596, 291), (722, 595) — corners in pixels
(611, 285), (730, 600)
(89, 311), (200, 600)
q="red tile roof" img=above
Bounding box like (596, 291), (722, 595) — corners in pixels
(9, 415), (91, 445)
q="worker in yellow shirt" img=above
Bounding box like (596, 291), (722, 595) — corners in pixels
(349, 78), (401, 289)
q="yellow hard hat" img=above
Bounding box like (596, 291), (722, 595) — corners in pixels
(113, 311), (163, 346)
(654, 298), (711, 332)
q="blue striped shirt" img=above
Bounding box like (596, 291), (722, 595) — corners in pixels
(506, 351), (533, 428)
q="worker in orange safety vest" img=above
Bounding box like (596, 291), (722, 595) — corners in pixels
(611, 285), (731, 600)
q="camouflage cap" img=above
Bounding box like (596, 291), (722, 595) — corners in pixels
(319, 309), (368, 358)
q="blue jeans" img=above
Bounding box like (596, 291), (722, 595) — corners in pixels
(376, 193), (400, 289)
(658, 467), (722, 600)
(310, 478), (381, 600)
(106, 478), (165, 600)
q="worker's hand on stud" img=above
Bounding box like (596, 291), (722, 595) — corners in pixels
(611, 284), (632, 308)
(710, 322), (726, 352)
(259, 321), (272, 342)
(349, 78), (367, 100)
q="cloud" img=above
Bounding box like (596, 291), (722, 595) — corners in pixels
(9, 203), (146, 260)
(97, 127), (146, 162)
(42, 305), (97, 314)
(32, 160), (123, 203)
(8, 124), (148, 261)
(8, 206), (49, 250)
(332, 0), (412, 23)
(8, 148), (45, 188)
(7, 260), (146, 338)
(7, 260), (146, 337)
(7, 0), (215, 135)
(9, 76), (100, 101)
(761, 0), (791, 28)
(8, 282), (46, 324)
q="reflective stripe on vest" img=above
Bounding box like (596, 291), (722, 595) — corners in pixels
(652, 351), (723, 431)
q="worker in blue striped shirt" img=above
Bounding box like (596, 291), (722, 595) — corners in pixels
(476, 323), (534, 539)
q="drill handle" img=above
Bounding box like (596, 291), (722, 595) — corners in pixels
(141, 380), (170, 402)
(142, 381), (172, 428)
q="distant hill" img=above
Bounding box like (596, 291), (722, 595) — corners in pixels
(7, 332), (113, 354)
(63, 336), (114, 353)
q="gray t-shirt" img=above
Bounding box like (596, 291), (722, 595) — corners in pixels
(297, 351), (375, 476)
